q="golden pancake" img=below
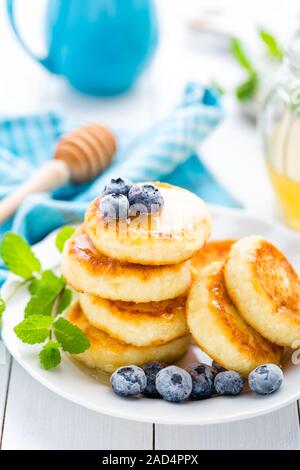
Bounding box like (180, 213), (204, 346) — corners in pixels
(224, 236), (300, 348)
(191, 239), (236, 278)
(62, 227), (191, 302)
(187, 262), (282, 377)
(84, 182), (211, 265)
(79, 292), (188, 347)
(67, 302), (190, 373)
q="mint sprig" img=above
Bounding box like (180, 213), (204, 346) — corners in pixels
(230, 29), (283, 104)
(1, 228), (89, 370)
(230, 37), (258, 103)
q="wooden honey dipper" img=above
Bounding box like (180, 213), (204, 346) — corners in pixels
(0, 123), (117, 225)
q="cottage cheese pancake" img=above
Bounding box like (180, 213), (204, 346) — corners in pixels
(62, 227), (191, 302)
(67, 302), (190, 373)
(187, 262), (282, 376)
(191, 239), (236, 278)
(84, 183), (212, 265)
(224, 236), (300, 347)
(79, 293), (188, 347)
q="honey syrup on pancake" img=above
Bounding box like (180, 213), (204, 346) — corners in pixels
(68, 302), (188, 384)
(207, 263), (282, 360)
(93, 182), (209, 241)
(91, 295), (186, 320)
(69, 228), (185, 278)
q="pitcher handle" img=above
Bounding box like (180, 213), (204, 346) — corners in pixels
(6, 0), (51, 70)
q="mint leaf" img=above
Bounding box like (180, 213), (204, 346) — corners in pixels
(0, 297), (5, 324)
(39, 341), (61, 370)
(28, 277), (41, 295)
(56, 226), (75, 253)
(25, 270), (65, 318)
(57, 288), (72, 315)
(230, 37), (254, 72)
(14, 315), (53, 344)
(54, 317), (90, 354)
(25, 294), (55, 318)
(1, 233), (41, 279)
(0, 297), (5, 316)
(258, 29), (283, 61)
(236, 74), (258, 102)
(28, 270), (64, 295)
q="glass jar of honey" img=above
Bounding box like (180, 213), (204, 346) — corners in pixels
(260, 31), (300, 230)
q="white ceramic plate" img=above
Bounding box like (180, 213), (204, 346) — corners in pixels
(2, 205), (300, 425)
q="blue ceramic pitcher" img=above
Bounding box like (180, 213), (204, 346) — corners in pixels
(6, 0), (158, 95)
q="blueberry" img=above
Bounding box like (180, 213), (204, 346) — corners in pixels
(142, 361), (167, 398)
(128, 184), (164, 216)
(100, 193), (129, 220)
(102, 177), (133, 197)
(212, 361), (227, 373)
(186, 363), (218, 399)
(156, 366), (192, 402)
(214, 371), (244, 396)
(248, 364), (283, 396)
(110, 365), (146, 397)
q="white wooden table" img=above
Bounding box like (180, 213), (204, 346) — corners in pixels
(1, 0), (300, 450)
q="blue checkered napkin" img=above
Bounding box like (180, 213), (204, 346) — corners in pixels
(0, 84), (239, 285)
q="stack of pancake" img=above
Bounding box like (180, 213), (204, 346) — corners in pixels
(62, 181), (300, 379)
(62, 183), (212, 373)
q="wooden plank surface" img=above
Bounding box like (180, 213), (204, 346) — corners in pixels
(1, 361), (153, 450)
(1, 359), (300, 449)
(0, 345), (11, 447)
(155, 403), (300, 450)
(1, 0), (300, 451)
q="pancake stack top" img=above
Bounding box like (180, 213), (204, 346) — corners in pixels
(62, 180), (212, 373)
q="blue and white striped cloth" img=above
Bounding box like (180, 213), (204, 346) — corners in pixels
(0, 83), (238, 285)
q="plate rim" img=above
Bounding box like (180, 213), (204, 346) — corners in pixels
(2, 204), (300, 425)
